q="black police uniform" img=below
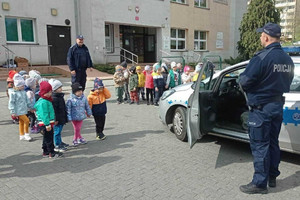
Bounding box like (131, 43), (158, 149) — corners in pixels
(67, 43), (93, 91)
(239, 42), (294, 188)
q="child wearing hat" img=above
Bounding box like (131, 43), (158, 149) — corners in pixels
(113, 65), (126, 104)
(166, 61), (179, 89)
(136, 66), (146, 101)
(128, 66), (139, 105)
(87, 78), (111, 140)
(67, 83), (92, 146)
(181, 65), (192, 84)
(120, 61), (130, 103)
(153, 64), (165, 106)
(144, 65), (154, 105)
(25, 77), (39, 134)
(48, 79), (69, 152)
(8, 74), (34, 141)
(35, 81), (62, 158)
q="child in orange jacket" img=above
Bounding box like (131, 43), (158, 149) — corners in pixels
(87, 78), (111, 140)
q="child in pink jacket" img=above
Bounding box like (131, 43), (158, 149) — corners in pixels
(144, 65), (154, 105)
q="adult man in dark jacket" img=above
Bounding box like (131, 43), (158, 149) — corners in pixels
(239, 23), (294, 194)
(67, 35), (93, 91)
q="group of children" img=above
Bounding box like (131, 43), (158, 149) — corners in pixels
(7, 69), (111, 158)
(113, 61), (202, 106)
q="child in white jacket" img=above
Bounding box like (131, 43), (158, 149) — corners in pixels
(8, 74), (34, 141)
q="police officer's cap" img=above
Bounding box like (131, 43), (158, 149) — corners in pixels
(256, 23), (281, 38)
(76, 35), (84, 39)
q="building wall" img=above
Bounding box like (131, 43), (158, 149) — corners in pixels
(0, 0), (76, 65)
(79, 0), (170, 64)
(170, 0), (247, 63)
(0, 0), (247, 66)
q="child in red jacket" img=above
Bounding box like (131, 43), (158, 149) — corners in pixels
(144, 65), (154, 105)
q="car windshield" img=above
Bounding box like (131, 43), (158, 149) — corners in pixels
(291, 62), (300, 91)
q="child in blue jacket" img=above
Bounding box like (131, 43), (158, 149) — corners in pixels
(67, 83), (92, 146)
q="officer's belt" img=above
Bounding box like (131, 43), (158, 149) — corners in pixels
(249, 96), (285, 111)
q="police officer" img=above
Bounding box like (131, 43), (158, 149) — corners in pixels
(239, 23), (294, 194)
(67, 35), (93, 91)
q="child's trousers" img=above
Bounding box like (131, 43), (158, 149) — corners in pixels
(115, 87), (124, 103)
(93, 115), (106, 136)
(130, 91), (139, 102)
(155, 87), (164, 103)
(41, 126), (55, 155)
(137, 87), (145, 99)
(71, 120), (83, 140)
(146, 88), (153, 103)
(27, 112), (36, 128)
(53, 124), (64, 146)
(18, 115), (29, 135)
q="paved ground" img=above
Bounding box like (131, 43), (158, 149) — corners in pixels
(0, 78), (300, 200)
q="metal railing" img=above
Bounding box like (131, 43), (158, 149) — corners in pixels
(1, 45), (16, 70)
(160, 49), (202, 63)
(159, 49), (172, 63)
(104, 47), (138, 65)
(2, 44), (52, 68)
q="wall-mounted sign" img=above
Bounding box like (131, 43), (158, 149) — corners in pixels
(135, 16), (139, 21)
(135, 6), (140, 14)
(216, 32), (224, 49)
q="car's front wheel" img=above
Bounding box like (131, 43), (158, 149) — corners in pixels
(172, 107), (187, 141)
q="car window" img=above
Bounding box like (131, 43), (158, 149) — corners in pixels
(290, 63), (300, 92)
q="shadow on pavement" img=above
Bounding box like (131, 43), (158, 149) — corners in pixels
(0, 129), (163, 178)
(269, 171), (300, 193)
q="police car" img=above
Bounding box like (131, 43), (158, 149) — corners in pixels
(159, 57), (300, 154)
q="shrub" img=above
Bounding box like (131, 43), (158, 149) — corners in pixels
(93, 64), (115, 74)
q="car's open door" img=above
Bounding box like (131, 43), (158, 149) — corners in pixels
(187, 61), (217, 148)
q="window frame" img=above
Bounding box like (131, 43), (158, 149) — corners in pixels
(194, 0), (208, 8)
(194, 30), (208, 51)
(171, 0), (187, 4)
(5, 17), (36, 44)
(105, 24), (114, 53)
(170, 28), (186, 51)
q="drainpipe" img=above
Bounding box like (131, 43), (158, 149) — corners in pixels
(74, 0), (81, 35)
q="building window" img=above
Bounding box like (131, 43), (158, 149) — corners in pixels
(194, 31), (207, 51)
(171, 0), (186, 4)
(5, 17), (35, 43)
(105, 24), (114, 53)
(170, 28), (186, 50)
(194, 0), (208, 8)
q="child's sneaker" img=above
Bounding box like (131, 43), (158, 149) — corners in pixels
(78, 138), (87, 144)
(72, 140), (79, 146)
(30, 127), (38, 134)
(49, 152), (63, 158)
(42, 153), (49, 158)
(98, 133), (106, 140)
(19, 135), (25, 141)
(54, 145), (66, 152)
(61, 142), (69, 148)
(24, 133), (32, 141)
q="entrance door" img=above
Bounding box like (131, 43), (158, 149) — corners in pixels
(47, 25), (71, 65)
(144, 35), (155, 63)
(120, 26), (156, 63)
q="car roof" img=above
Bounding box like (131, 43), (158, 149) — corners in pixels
(220, 56), (300, 74)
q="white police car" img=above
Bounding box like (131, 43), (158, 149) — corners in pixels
(159, 57), (300, 154)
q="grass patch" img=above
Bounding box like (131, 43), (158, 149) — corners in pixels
(94, 64), (115, 75)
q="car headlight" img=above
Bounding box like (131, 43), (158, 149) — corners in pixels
(161, 89), (175, 100)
